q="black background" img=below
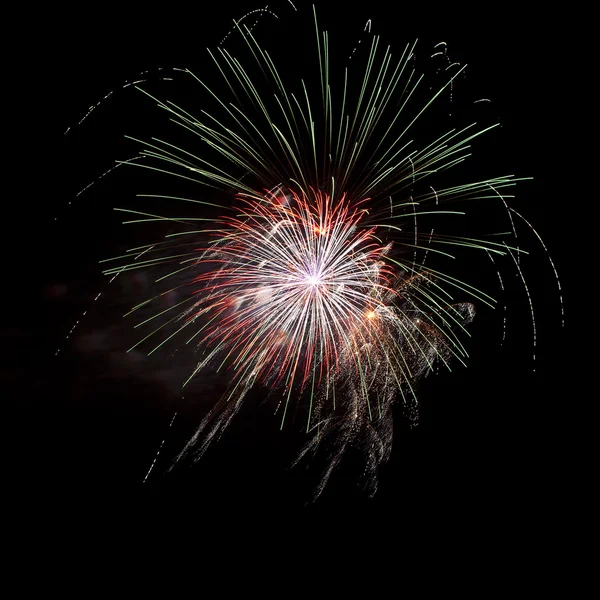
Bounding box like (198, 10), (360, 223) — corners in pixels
(13, 0), (576, 531)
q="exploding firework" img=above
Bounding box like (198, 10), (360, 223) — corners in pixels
(62, 3), (562, 498)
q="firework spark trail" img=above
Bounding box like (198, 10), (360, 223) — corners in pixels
(63, 67), (187, 136)
(508, 208), (564, 327)
(505, 242), (537, 367)
(143, 411), (178, 483)
(54, 245), (156, 358)
(485, 249), (507, 344)
(75, 4), (562, 497)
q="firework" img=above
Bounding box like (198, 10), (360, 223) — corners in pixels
(86, 4), (555, 498)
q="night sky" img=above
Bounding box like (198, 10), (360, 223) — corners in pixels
(15, 1), (573, 527)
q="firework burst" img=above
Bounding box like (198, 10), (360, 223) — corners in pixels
(84, 4), (557, 498)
